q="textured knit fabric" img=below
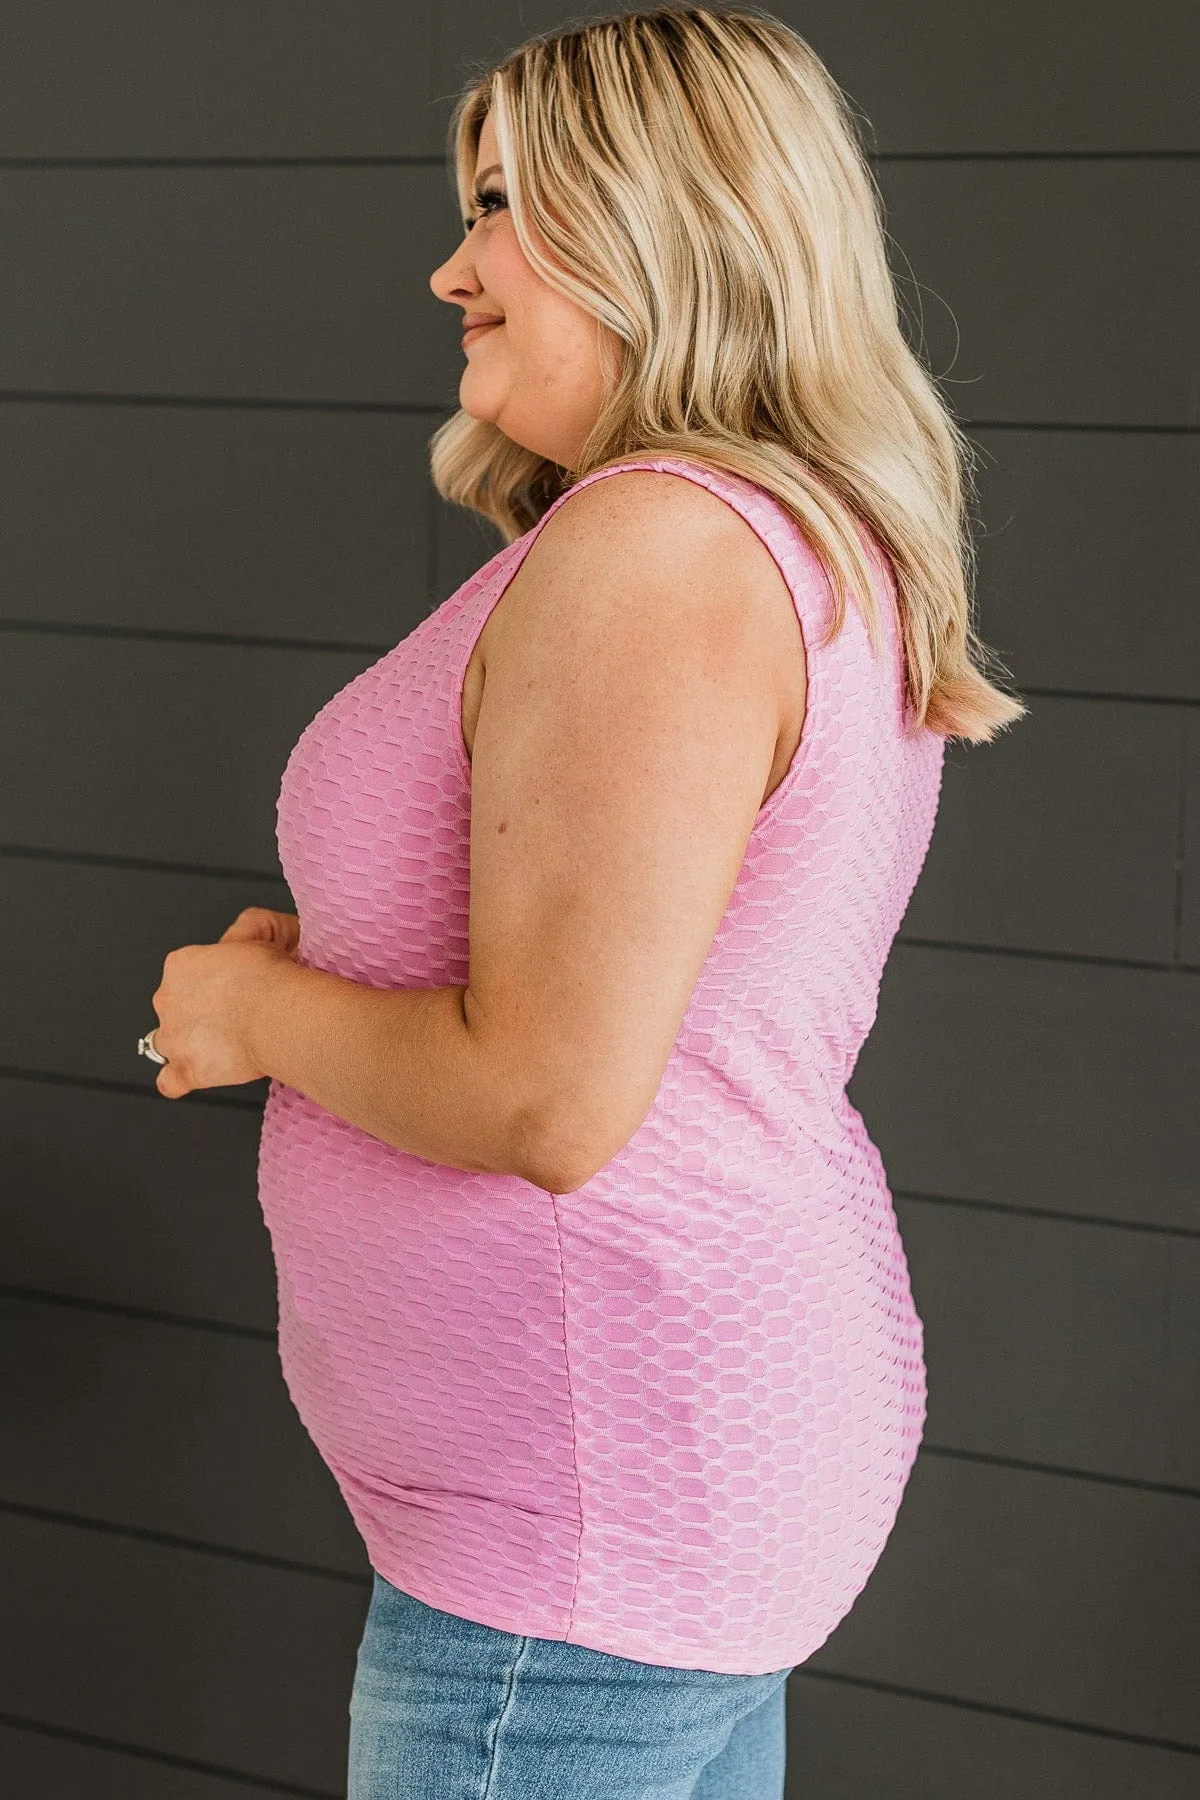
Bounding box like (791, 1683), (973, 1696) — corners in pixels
(256, 455), (946, 1675)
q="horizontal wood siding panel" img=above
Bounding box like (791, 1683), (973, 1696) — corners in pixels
(972, 430), (1200, 702)
(0, 1722), (308, 1800)
(0, 1077), (276, 1329)
(808, 1454), (1200, 1747)
(899, 1198), (1200, 1489)
(1182, 711), (1200, 966)
(848, 945), (1199, 1232)
(0, 1297), (367, 1572)
(0, 0), (439, 159)
(784, 1676), (1200, 1799)
(0, 168), (463, 404)
(4, 1), (1196, 159)
(787, 0), (1200, 154)
(0, 400), (440, 641)
(0, 635), (377, 872)
(438, 1), (1200, 158)
(901, 697), (1182, 961)
(0, 165), (1192, 423)
(877, 160), (1198, 428)
(0, 1510), (366, 1792)
(0, 855), (291, 1092)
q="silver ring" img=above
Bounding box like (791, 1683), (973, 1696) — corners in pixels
(138, 1028), (167, 1065)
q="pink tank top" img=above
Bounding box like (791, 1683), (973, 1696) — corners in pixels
(256, 455), (945, 1675)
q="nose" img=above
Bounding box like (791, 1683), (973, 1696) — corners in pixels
(430, 236), (475, 303)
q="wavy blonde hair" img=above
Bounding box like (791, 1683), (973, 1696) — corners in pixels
(430, 3), (1026, 743)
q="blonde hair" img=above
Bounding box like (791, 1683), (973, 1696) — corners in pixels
(431, 3), (1026, 743)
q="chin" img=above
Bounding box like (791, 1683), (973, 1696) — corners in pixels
(458, 378), (504, 424)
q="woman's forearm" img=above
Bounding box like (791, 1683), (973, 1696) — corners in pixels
(245, 957), (554, 1188)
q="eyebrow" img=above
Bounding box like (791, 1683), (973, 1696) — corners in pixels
(473, 163), (504, 185)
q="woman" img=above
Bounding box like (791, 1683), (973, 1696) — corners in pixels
(141, 6), (1025, 1796)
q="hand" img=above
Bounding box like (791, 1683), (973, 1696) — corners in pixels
(148, 908), (302, 1099)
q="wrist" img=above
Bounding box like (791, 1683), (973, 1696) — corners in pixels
(244, 945), (308, 1078)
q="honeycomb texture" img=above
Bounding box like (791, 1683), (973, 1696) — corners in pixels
(256, 456), (946, 1675)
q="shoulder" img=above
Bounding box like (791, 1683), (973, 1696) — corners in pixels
(524, 467), (788, 613)
(542, 466), (746, 546)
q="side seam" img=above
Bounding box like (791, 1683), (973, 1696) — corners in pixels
(550, 1193), (585, 1639)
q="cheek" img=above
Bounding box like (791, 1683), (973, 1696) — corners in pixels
(483, 229), (526, 294)
(490, 233), (564, 333)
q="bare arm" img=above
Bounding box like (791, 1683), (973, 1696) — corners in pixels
(454, 470), (800, 1190)
(245, 470), (800, 1192)
(245, 961), (547, 1180)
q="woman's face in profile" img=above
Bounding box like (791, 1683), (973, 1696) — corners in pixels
(429, 109), (611, 471)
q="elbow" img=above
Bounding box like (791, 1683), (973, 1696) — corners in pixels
(516, 1131), (601, 1197)
(511, 1102), (617, 1196)
(463, 991), (593, 1191)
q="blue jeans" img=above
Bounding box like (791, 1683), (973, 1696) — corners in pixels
(348, 1571), (794, 1799)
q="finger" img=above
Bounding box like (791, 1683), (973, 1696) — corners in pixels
(219, 907), (275, 944)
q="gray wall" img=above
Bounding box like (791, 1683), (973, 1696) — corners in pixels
(1, 3), (1197, 1795)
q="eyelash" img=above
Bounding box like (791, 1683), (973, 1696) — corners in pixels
(464, 186), (507, 232)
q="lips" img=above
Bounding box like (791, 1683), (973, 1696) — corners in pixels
(463, 318), (503, 344)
